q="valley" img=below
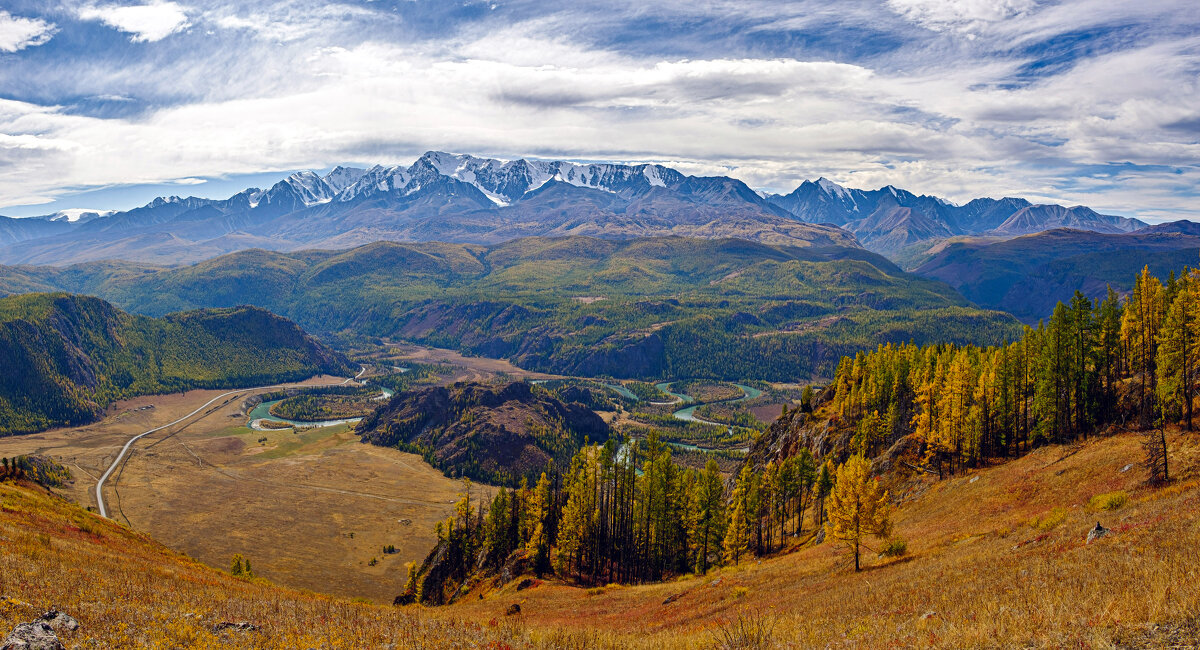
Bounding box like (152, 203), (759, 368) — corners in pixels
(4, 3), (1198, 646)
(0, 380), (471, 603)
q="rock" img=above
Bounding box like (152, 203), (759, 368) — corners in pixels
(709, 578), (722, 587)
(813, 528), (826, 545)
(969, 476), (979, 484)
(1, 621), (64, 650)
(1087, 522), (1111, 544)
(505, 603), (521, 616)
(211, 622), (260, 633)
(662, 593), (683, 605)
(36, 612), (77, 633)
(1121, 463), (1134, 473)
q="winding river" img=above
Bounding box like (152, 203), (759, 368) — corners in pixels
(662, 382), (763, 425)
(247, 385), (394, 430)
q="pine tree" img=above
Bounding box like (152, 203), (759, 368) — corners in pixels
(825, 455), (891, 572)
(1157, 272), (1199, 430)
(1123, 266), (1165, 426)
(723, 465), (753, 565)
(525, 472), (553, 576)
(815, 460), (834, 527)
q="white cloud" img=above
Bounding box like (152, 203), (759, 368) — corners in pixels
(78, 2), (191, 43)
(0, 10), (57, 52)
(211, 3), (378, 43)
(3, 2), (1200, 222)
(886, 0), (1036, 33)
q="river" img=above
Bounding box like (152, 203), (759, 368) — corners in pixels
(247, 385), (394, 430)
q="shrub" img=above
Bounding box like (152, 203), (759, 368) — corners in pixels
(1088, 491), (1128, 511)
(731, 586), (749, 599)
(1028, 507), (1068, 531)
(230, 553), (253, 578)
(878, 538), (908, 558)
(710, 609), (777, 649)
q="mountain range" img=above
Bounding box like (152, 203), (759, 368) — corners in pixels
(0, 152), (1146, 266)
(764, 179), (1145, 253)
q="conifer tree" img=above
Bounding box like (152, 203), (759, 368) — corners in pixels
(825, 455), (891, 571)
(723, 465), (753, 565)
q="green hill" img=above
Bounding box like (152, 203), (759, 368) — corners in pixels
(0, 237), (1021, 381)
(0, 293), (352, 436)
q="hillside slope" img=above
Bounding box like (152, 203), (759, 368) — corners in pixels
(441, 428), (1200, 648)
(0, 293), (351, 436)
(358, 381), (609, 486)
(0, 237), (1021, 381)
(0, 478), (548, 649)
(913, 225), (1200, 322)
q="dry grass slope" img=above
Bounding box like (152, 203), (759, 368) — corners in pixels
(447, 429), (1200, 648)
(0, 480), (544, 648)
(2, 428), (1200, 648)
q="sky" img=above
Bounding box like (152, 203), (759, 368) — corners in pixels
(1, 0), (1198, 222)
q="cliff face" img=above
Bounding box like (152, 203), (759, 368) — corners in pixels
(741, 389), (927, 496)
(357, 381), (609, 485)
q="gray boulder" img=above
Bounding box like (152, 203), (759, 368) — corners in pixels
(1087, 522), (1111, 544)
(37, 612), (77, 634)
(1, 622), (64, 650)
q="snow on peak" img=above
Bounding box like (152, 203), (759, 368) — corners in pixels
(816, 177), (850, 200)
(642, 165), (667, 188)
(322, 166), (367, 194)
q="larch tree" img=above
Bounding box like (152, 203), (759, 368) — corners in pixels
(1157, 270), (1199, 430)
(825, 455), (892, 572)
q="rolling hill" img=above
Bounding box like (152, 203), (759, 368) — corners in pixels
(358, 381), (609, 486)
(912, 223), (1200, 322)
(0, 236), (1022, 381)
(0, 293), (351, 436)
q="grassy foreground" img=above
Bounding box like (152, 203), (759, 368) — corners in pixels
(2, 428), (1199, 647)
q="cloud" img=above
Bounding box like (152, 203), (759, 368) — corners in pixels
(0, 10), (56, 52)
(210, 2), (379, 43)
(78, 1), (190, 43)
(886, 0), (1036, 34)
(1, 0), (1199, 222)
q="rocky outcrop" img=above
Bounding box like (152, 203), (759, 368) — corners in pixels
(2, 622), (64, 650)
(1087, 522), (1111, 544)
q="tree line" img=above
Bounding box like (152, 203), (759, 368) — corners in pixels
(403, 429), (899, 603)
(829, 265), (1190, 482)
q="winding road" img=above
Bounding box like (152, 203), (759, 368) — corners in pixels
(95, 366), (366, 518)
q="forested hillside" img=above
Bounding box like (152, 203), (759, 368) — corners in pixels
(357, 381), (609, 486)
(821, 264), (1190, 480)
(912, 225), (1200, 322)
(403, 263), (1197, 606)
(0, 236), (1021, 381)
(0, 293), (351, 435)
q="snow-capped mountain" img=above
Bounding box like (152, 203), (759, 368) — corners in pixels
(0, 152), (1146, 265)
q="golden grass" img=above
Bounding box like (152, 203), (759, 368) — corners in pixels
(3, 428), (1200, 648)
(446, 429), (1200, 648)
(0, 480), (541, 649)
